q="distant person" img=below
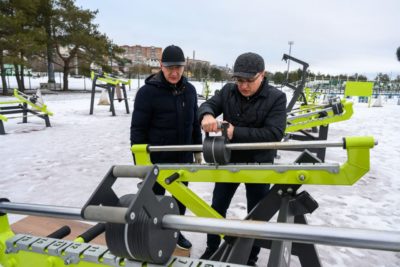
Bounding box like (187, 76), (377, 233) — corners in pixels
(198, 52), (287, 265)
(130, 45), (202, 250)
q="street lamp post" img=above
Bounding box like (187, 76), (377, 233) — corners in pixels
(286, 41), (294, 81)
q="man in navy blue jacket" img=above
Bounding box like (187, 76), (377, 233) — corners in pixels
(198, 52), (287, 265)
(130, 45), (202, 250)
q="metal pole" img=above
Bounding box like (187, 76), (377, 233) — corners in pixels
(84, 75), (86, 91)
(0, 202), (398, 252)
(0, 202), (82, 220)
(162, 215), (400, 252)
(287, 107), (333, 120)
(286, 41), (294, 81)
(148, 140), (348, 152)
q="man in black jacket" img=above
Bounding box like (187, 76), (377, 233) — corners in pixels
(130, 45), (202, 250)
(198, 52), (287, 265)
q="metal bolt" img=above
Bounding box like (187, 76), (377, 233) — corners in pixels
(130, 212), (135, 220)
(298, 174), (305, 181)
(174, 232), (178, 238)
(277, 189), (283, 195)
(153, 217), (158, 225)
(287, 187), (293, 193)
(65, 258), (72, 265)
(170, 202), (174, 209)
(158, 250), (163, 257)
(154, 168), (159, 175)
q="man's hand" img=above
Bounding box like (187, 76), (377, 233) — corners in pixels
(224, 121), (234, 140)
(201, 114), (219, 133)
(194, 152), (202, 164)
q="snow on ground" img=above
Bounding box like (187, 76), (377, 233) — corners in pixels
(0, 84), (400, 266)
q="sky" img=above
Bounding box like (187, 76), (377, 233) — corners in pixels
(74, 0), (400, 79)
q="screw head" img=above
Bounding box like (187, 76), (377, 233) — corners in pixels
(158, 250), (163, 257)
(130, 212), (135, 220)
(299, 174), (305, 181)
(153, 217), (158, 225)
(287, 187), (293, 193)
(154, 168), (159, 175)
(170, 202), (174, 209)
(277, 189), (283, 195)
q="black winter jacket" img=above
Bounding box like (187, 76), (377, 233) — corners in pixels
(130, 71), (202, 163)
(198, 78), (287, 163)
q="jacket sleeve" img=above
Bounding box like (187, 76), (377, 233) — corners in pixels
(192, 93), (203, 145)
(130, 86), (152, 146)
(232, 92), (287, 143)
(198, 84), (230, 121)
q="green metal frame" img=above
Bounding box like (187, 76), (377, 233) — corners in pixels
(286, 100), (353, 133)
(0, 89), (53, 122)
(90, 71), (130, 86)
(132, 136), (375, 218)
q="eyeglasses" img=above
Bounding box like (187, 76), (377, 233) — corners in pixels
(164, 65), (184, 71)
(235, 73), (261, 85)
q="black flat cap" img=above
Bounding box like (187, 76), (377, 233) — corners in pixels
(233, 52), (265, 78)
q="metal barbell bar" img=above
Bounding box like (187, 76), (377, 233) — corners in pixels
(0, 201), (398, 252)
(148, 139), (374, 152)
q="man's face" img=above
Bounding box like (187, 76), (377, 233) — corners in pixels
(161, 64), (185, 84)
(235, 72), (264, 97)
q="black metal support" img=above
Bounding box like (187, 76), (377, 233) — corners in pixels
(268, 196), (294, 267)
(286, 124), (329, 162)
(0, 120), (5, 135)
(212, 151), (321, 267)
(89, 75), (97, 115)
(282, 54), (309, 113)
(122, 84), (130, 114)
(109, 85), (116, 116)
(89, 73), (130, 116)
(22, 103), (28, 123)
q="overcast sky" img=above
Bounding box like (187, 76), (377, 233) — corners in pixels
(75, 0), (399, 79)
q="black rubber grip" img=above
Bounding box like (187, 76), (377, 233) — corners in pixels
(78, 223), (106, 243)
(0, 198), (10, 216)
(47, 225), (71, 239)
(165, 172), (180, 185)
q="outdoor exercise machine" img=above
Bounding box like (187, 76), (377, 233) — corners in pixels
(282, 54), (309, 112)
(285, 97), (353, 161)
(89, 71), (130, 116)
(282, 55), (355, 162)
(2, 135), (398, 267)
(0, 89), (53, 135)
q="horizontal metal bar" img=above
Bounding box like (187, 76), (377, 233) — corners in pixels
(225, 140), (344, 150)
(149, 140), (345, 152)
(1, 202), (398, 251)
(287, 107), (332, 121)
(0, 202), (82, 220)
(112, 165), (154, 178)
(157, 163), (340, 173)
(162, 215), (400, 252)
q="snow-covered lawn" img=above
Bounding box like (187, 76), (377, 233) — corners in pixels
(0, 88), (399, 266)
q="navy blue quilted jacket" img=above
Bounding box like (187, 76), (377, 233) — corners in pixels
(130, 71), (202, 163)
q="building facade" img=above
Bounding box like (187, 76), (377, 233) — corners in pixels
(120, 45), (162, 65)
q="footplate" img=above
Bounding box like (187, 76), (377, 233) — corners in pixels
(5, 234), (246, 267)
